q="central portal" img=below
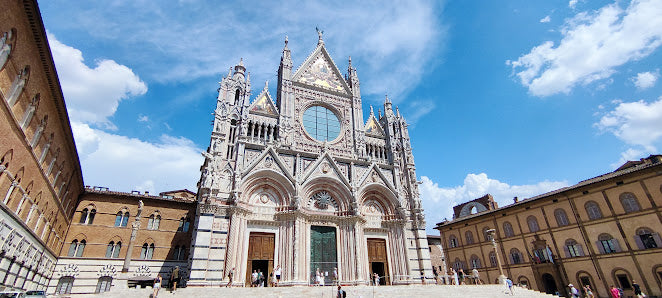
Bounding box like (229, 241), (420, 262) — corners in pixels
(310, 226), (337, 285)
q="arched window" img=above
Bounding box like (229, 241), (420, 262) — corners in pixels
(234, 89), (241, 105)
(489, 251), (497, 267)
(20, 93), (40, 129)
(465, 231), (474, 245)
(614, 269), (633, 290)
(527, 216), (540, 233)
(141, 243), (155, 259)
(178, 217), (190, 232)
(6, 65), (29, 107)
(554, 208), (569, 226)
(68, 239), (85, 257)
(449, 235), (458, 248)
(577, 272), (595, 297)
(510, 248), (523, 264)
(470, 255), (481, 268)
(79, 208), (88, 224)
(635, 228), (661, 250)
(105, 241), (122, 258)
(79, 208), (96, 225)
(597, 234), (620, 254)
(503, 222), (515, 237)
(96, 276), (112, 293)
(453, 258), (464, 270)
(620, 193), (641, 213)
(115, 210), (129, 227)
(173, 245), (187, 260)
(147, 214), (161, 230)
(585, 201), (603, 220)
(56, 276), (74, 294)
(564, 239), (583, 257)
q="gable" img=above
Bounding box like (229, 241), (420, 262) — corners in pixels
(249, 85), (279, 117)
(293, 45), (351, 95)
(301, 152), (350, 188)
(364, 116), (384, 137)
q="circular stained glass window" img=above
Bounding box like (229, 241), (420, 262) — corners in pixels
(302, 105), (341, 141)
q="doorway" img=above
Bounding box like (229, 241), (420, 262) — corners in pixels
(310, 226), (337, 285)
(367, 238), (389, 285)
(246, 232), (275, 287)
(542, 273), (558, 295)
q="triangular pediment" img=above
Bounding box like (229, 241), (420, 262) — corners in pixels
(356, 163), (396, 194)
(242, 146), (295, 184)
(249, 84), (279, 117)
(364, 115), (384, 137)
(301, 151), (350, 188)
(293, 44), (352, 95)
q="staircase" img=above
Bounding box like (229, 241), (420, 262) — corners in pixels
(62, 285), (554, 298)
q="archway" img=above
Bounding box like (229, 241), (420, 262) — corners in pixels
(542, 273), (558, 294)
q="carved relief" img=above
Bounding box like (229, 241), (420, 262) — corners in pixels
(59, 263), (80, 277)
(98, 264), (117, 277)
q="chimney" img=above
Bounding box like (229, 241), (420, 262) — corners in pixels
(513, 197), (519, 203)
(145, 191), (149, 195)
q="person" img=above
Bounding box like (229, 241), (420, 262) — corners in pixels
(458, 268), (465, 285)
(269, 272), (274, 287)
(153, 274), (162, 298)
(251, 270), (258, 287)
(171, 266), (180, 293)
(373, 273), (380, 286)
(258, 269), (264, 287)
(569, 284), (579, 297)
(226, 267), (234, 288)
(633, 280), (644, 298)
(451, 268), (458, 285)
(337, 285), (346, 298)
(333, 267), (338, 285)
(506, 278), (514, 295)
(274, 265), (282, 287)
(315, 268), (323, 286)
(472, 268), (481, 285)
(584, 285), (594, 298)
(610, 285), (620, 298)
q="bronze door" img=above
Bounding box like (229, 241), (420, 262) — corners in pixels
(367, 238), (389, 285)
(246, 232), (275, 287)
(310, 226), (337, 285)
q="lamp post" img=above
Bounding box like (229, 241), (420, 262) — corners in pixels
(486, 229), (507, 285)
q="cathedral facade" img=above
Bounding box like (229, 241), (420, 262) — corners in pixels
(188, 34), (433, 286)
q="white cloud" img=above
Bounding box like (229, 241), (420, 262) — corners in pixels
(72, 121), (203, 193)
(47, 1), (444, 103)
(595, 96), (662, 168)
(632, 71), (659, 89)
(48, 33), (147, 127)
(596, 97), (662, 148)
(509, 0), (662, 97)
(569, 0), (579, 9)
(138, 114), (149, 122)
(420, 174), (568, 234)
(540, 16), (551, 23)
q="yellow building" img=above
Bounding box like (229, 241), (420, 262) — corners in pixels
(435, 155), (662, 297)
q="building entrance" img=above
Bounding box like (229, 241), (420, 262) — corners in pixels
(246, 232), (274, 287)
(367, 238), (389, 285)
(542, 273), (558, 294)
(310, 226), (337, 285)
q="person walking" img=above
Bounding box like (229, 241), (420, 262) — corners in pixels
(451, 268), (458, 285)
(337, 285), (346, 298)
(315, 268), (323, 286)
(506, 278), (514, 295)
(373, 273), (380, 286)
(274, 265), (281, 287)
(458, 268), (465, 285)
(258, 269), (264, 287)
(171, 266), (181, 293)
(333, 267), (338, 286)
(584, 285), (594, 298)
(610, 285), (621, 298)
(633, 280), (644, 298)
(153, 274), (162, 298)
(472, 268), (482, 285)
(569, 284), (579, 297)
(226, 267), (234, 288)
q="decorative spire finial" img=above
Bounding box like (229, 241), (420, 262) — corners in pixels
(348, 56), (352, 67)
(285, 35), (289, 45)
(316, 27), (324, 45)
(264, 80), (269, 89)
(370, 105), (374, 116)
(385, 94), (391, 104)
(239, 58), (244, 66)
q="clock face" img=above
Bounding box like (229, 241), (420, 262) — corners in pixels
(302, 105), (341, 142)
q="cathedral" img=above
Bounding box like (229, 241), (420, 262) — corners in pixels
(188, 32), (433, 286)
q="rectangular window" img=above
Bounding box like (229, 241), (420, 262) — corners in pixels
(601, 240), (616, 253)
(568, 245), (580, 257)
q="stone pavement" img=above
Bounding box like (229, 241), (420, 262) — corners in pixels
(56, 284), (554, 298)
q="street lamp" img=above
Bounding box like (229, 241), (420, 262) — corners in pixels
(486, 229), (507, 285)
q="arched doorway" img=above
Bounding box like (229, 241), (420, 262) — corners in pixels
(542, 273), (558, 294)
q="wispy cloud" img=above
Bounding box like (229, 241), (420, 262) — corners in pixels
(508, 0), (662, 97)
(540, 15), (551, 23)
(631, 70), (659, 90)
(48, 0), (445, 103)
(420, 174), (568, 234)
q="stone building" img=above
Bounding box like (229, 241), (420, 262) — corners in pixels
(47, 188), (196, 294)
(189, 32), (432, 286)
(435, 155), (662, 297)
(0, 0), (84, 292)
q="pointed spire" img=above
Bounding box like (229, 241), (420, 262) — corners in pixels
(227, 67), (232, 78)
(384, 94), (391, 104)
(234, 58), (246, 75)
(239, 57), (244, 67)
(384, 94), (393, 114)
(348, 56), (352, 68)
(396, 106), (401, 118)
(378, 108), (382, 119)
(264, 80), (269, 90)
(370, 105), (374, 116)
(280, 35), (292, 70)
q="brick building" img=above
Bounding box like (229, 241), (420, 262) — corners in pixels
(435, 155), (662, 297)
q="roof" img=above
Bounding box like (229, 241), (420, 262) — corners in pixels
(436, 155), (662, 228)
(84, 186), (197, 204)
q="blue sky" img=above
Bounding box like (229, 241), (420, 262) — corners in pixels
(38, 0), (662, 233)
